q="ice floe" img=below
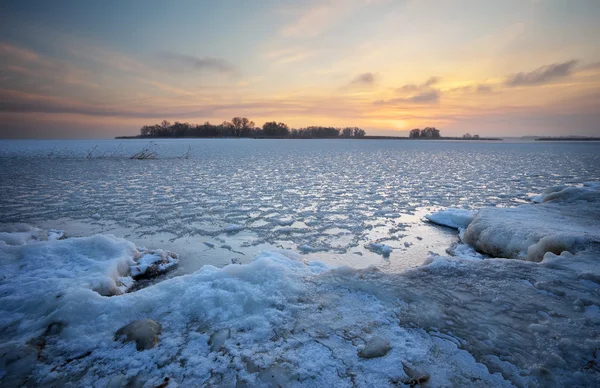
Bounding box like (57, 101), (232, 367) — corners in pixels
(425, 208), (476, 230)
(465, 185), (600, 261)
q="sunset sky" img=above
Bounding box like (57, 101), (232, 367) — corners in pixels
(1, 0), (599, 138)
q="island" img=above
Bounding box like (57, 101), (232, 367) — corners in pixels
(116, 118), (502, 140)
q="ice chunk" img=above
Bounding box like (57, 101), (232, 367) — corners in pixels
(224, 224), (244, 233)
(529, 185), (567, 203)
(298, 244), (314, 253)
(425, 208), (475, 230)
(365, 242), (392, 257)
(47, 229), (65, 241)
(129, 250), (178, 279)
(358, 336), (392, 358)
(276, 218), (294, 226)
(0, 225), (65, 246)
(464, 185), (600, 261)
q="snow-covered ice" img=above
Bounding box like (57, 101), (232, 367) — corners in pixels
(425, 208), (476, 230)
(1, 229), (599, 385)
(1, 139), (599, 271)
(2, 180), (600, 386)
(1, 139), (600, 386)
(129, 250), (178, 278)
(365, 242), (393, 257)
(465, 184), (600, 261)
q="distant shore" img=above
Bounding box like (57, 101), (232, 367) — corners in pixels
(535, 137), (600, 141)
(115, 135), (503, 141)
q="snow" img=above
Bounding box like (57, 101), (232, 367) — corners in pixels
(1, 184), (600, 386)
(1, 140), (600, 386)
(2, 139), (598, 271)
(464, 185), (600, 261)
(425, 208), (476, 230)
(1, 233), (517, 387)
(129, 250), (178, 278)
(224, 224), (244, 233)
(0, 224), (62, 246)
(365, 242), (393, 257)
(298, 244), (314, 253)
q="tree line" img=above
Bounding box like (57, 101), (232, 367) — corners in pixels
(408, 127), (441, 138)
(137, 118), (367, 139)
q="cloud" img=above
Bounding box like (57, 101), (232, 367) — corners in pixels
(0, 43), (41, 63)
(350, 72), (376, 86)
(374, 89), (440, 105)
(397, 76), (439, 92)
(375, 76), (440, 105)
(505, 60), (578, 87)
(0, 89), (163, 118)
(278, 0), (381, 39)
(579, 61), (600, 72)
(449, 84), (493, 94)
(157, 53), (236, 74)
(264, 48), (317, 64)
(476, 84), (493, 93)
(281, 3), (334, 39)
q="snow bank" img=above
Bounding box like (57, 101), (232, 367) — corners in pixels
(1, 222), (600, 386)
(0, 224), (64, 246)
(425, 208), (475, 230)
(464, 185), (600, 261)
(0, 230), (515, 387)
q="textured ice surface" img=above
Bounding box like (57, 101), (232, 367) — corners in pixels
(1, 222), (599, 386)
(1, 139), (600, 386)
(1, 139), (599, 272)
(0, 235), (514, 387)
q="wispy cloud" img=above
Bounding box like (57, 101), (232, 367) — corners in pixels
(375, 76), (441, 105)
(579, 61), (600, 72)
(350, 72), (376, 86)
(264, 48), (317, 65)
(449, 83), (493, 94)
(279, 0), (380, 39)
(505, 60), (578, 86)
(0, 43), (41, 63)
(374, 89), (440, 105)
(397, 77), (439, 93)
(156, 52), (236, 74)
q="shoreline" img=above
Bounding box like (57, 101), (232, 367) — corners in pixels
(115, 135), (504, 141)
(1, 184), (599, 386)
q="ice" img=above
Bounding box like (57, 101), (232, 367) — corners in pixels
(298, 244), (314, 253)
(425, 208), (476, 230)
(0, 233), (515, 387)
(224, 224), (245, 233)
(2, 199), (600, 387)
(1, 139), (599, 270)
(0, 224), (57, 246)
(1, 140), (600, 385)
(529, 185), (567, 203)
(365, 242), (393, 257)
(129, 250), (178, 278)
(277, 218), (294, 226)
(464, 185), (600, 261)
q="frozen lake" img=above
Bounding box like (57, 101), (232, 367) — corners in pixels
(2, 139), (600, 386)
(1, 138), (599, 273)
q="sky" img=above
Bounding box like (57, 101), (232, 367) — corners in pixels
(0, 0), (599, 138)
